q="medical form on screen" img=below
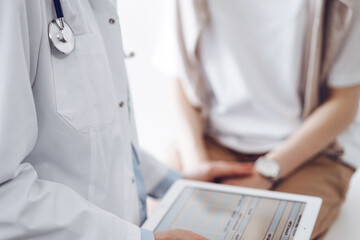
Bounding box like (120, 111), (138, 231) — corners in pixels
(155, 187), (306, 240)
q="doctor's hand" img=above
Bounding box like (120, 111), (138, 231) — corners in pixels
(154, 229), (208, 240)
(183, 161), (254, 182)
(220, 171), (273, 190)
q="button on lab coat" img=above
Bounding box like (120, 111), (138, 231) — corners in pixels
(0, 0), (171, 239)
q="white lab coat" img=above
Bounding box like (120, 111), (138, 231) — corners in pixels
(0, 0), (170, 239)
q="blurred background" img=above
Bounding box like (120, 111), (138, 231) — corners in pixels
(118, 0), (172, 162)
(117, 1), (359, 239)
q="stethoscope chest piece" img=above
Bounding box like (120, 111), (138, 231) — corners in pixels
(48, 18), (75, 55)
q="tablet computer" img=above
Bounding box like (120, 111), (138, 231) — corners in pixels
(143, 180), (322, 240)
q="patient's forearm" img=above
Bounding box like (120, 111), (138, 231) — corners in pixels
(267, 86), (360, 178)
(172, 78), (208, 170)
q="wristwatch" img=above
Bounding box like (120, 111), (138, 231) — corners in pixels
(255, 157), (281, 183)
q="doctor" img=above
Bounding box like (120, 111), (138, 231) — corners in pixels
(0, 0), (254, 239)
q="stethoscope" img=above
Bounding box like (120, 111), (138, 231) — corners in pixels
(48, 0), (75, 55)
(48, 0), (135, 58)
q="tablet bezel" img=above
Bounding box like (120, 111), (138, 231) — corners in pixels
(143, 180), (322, 240)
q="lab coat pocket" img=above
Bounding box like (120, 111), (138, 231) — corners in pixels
(51, 34), (116, 131)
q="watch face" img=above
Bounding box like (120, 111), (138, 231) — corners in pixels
(255, 158), (280, 179)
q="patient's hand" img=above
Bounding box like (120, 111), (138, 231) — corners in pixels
(220, 171), (272, 190)
(183, 161), (254, 182)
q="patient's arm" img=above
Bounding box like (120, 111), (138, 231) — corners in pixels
(222, 86), (360, 189)
(172, 78), (255, 180)
(174, 75), (360, 187)
(171, 78), (209, 171)
(267, 85), (360, 179)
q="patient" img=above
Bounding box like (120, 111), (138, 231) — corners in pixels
(156, 1), (360, 239)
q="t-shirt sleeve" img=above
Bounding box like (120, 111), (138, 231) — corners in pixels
(152, 0), (206, 108)
(327, 1), (360, 88)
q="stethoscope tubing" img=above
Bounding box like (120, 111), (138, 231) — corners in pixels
(53, 0), (64, 19)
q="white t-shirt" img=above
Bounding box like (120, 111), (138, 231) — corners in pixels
(199, 0), (308, 153)
(156, 0), (360, 168)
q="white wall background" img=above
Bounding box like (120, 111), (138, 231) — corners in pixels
(118, 0), (173, 162)
(116, 1), (359, 239)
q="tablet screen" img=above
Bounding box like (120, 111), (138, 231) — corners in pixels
(154, 187), (306, 240)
